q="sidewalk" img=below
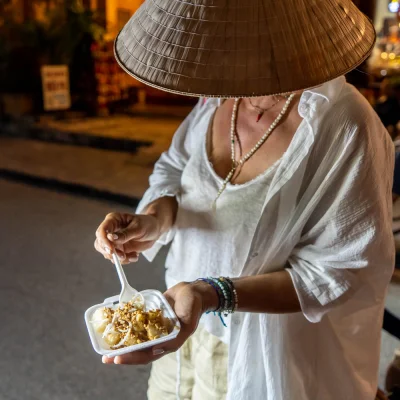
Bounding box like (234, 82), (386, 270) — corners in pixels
(0, 113), (185, 204)
(0, 111), (185, 150)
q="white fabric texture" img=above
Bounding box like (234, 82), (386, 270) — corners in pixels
(136, 76), (395, 400)
(164, 113), (281, 344)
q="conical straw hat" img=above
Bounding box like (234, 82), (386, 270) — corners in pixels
(114, 0), (375, 98)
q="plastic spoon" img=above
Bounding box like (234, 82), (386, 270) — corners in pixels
(112, 253), (144, 305)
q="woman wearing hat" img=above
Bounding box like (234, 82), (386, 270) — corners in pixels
(94, 1), (395, 399)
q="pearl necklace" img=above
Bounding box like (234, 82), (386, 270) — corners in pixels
(212, 93), (295, 209)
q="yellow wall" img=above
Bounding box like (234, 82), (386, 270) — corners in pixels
(105, 0), (143, 39)
(375, 0), (397, 32)
(117, 0), (143, 10)
(5, 0), (142, 37)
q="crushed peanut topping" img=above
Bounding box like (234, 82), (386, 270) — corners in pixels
(91, 299), (171, 349)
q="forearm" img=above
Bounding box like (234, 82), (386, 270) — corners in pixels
(197, 270), (301, 314)
(143, 196), (178, 236)
(232, 271), (301, 313)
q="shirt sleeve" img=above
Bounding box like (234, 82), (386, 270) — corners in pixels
(287, 120), (395, 323)
(136, 99), (203, 261)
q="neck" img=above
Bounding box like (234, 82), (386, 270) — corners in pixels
(244, 95), (281, 112)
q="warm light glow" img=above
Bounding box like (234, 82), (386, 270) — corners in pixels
(381, 52), (388, 59)
(389, 53), (396, 60)
(381, 70), (388, 76)
(389, 0), (399, 13)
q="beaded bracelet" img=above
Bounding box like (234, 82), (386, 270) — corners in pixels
(197, 278), (222, 312)
(210, 278), (232, 316)
(197, 278), (227, 327)
(196, 276), (238, 327)
(219, 277), (238, 313)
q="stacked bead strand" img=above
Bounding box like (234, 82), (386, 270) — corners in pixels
(213, 93), (295, 208)
(197, 276), (239, 326)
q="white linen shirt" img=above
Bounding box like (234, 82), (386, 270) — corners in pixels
(137, 77), (395, 400)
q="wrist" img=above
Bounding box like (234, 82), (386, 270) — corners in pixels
(145, 196), (177, 236)
(190, 280), (219, 314)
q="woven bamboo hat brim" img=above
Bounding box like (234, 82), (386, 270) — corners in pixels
(114, 0), (375, 98)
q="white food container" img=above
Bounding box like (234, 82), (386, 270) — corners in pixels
(84, 289), (181, 357)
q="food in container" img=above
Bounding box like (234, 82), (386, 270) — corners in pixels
(85, 290), (180, 357)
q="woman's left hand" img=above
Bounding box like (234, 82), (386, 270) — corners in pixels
(102, 281), (218, 365)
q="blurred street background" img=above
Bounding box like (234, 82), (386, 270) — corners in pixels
(1, 0), (400, 399)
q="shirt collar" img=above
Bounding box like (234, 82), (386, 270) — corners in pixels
(303, 76), (346, 104)
(214, 76), (346, 107)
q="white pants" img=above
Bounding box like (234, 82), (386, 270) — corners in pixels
(148, 326), (228, 400)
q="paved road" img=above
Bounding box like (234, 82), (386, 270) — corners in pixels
(1, 179), (399, 399)
(0, 179), (168, 400)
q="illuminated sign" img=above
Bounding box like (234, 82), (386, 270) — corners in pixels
(389, 0), (399, 12)
(41, 65), (71, 111)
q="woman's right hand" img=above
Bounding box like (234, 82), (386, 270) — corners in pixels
(94, 213), (161, 264)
